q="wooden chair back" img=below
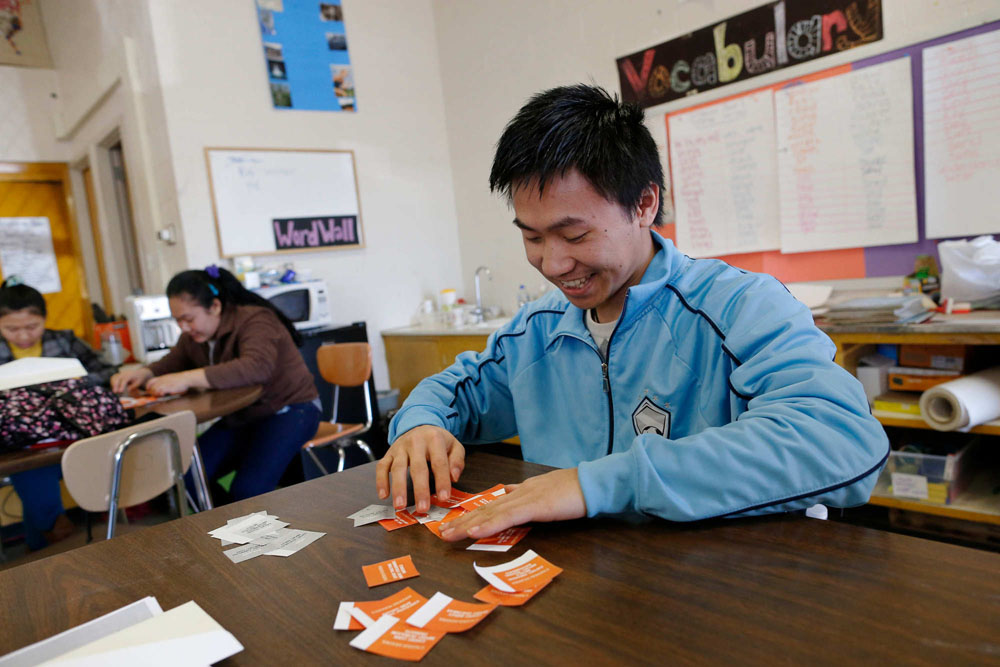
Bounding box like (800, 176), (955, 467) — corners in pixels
(317, 342), (372, 388)
(61, 411), (197, 512)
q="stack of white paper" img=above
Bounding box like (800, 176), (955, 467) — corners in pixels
(0, 597), (242, 667)
(209, 511), (326, 564)
(0, 357), (86, 391)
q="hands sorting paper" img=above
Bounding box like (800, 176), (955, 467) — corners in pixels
(351, 483), (537, 551)
(374, 425), (588, 539)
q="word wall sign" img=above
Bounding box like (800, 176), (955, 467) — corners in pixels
(617, 0), (883, 108)
(273, 215), (360, 251)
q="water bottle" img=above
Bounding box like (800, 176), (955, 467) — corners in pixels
(102, 331), (126, 366)
(517, 284), (530, 308)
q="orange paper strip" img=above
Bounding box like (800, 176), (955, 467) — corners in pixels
(362, 555), (420, 587)
(407, 592), (497, 633)
(379, 510), (419, 532)
(468, 526), (530, 551)
(350, 616), (443, 661)
(353, 586), (429, 628)
(473, 579), (552, 606)
(459, 484), (507, 511)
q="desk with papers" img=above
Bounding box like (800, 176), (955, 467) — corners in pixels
(0, 385), (263, 477)
(1, 453), (999, 663)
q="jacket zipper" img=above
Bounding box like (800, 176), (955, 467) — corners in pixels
(600, 357), (614, 455)
(598, 292), (628, 457)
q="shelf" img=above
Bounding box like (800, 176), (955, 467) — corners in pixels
(872, 410), (1000, 436)
(869, 495), (1000, 526)
(869, 468), (1000, 525)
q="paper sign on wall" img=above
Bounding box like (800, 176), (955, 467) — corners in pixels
(0, 217), (62, 294)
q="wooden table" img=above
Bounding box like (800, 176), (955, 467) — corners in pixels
(0, 385), (262, 477)
(132, 384), (263, 422)
(1, 453), (998, 664)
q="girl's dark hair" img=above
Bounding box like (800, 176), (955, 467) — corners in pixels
(489, 83), (665, 226)
(166, 267), (303, 347)
(0, 279), (47, 318)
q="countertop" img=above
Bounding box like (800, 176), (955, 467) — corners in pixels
(381, 318), (510, 336)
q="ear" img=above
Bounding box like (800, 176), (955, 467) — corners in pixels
(634, 183), (659, 230)
(209, 298), (223, 316)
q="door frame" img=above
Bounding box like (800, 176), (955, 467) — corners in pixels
(0, 161), (94, 341)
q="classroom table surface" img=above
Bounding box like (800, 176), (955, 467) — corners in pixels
(0, 385), (262, 477)
(1, 453), (999, 665)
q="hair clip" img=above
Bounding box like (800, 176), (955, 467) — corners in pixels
(205, 264), (221, 279)
(208, 283), (219, 296)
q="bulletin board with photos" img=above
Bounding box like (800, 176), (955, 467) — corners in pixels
(205, 147), (364, 258)
(256, 0), (356, 111)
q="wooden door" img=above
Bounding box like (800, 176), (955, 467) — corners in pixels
(0, 162), (92, 340)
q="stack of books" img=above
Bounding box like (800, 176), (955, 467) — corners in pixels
(823, 295), (932, 325)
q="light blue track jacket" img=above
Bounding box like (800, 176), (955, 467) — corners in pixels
(390, 233), (890, 521)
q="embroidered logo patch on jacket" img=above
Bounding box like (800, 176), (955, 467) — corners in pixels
(632, 397), (671, 437)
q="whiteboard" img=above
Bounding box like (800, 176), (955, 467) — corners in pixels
(923, 30), (1000, 239)
(668, 89), (779, 258)
(205, 148), (363, 257)
(775, 57), (919, 254)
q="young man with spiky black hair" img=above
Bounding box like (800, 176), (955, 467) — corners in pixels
(376, 84), (889, 540)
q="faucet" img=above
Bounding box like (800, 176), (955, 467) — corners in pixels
(472, 265), (492, 323)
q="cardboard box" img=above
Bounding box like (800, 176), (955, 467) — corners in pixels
(897, 344), (973, 372)
(887, 366), (961, 392)
(873, 391), (921, 415)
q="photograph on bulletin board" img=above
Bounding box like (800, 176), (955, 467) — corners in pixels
(256, 0), (356, 112)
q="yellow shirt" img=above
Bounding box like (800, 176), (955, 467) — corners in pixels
(8, 340), (42, 359)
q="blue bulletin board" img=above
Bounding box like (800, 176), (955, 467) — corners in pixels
(256, 0), (356, 112)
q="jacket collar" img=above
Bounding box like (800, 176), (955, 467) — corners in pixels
(548, 231), (682, 347)
(212, 304), (241, 342)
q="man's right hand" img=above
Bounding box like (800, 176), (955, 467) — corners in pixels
(375, 425), (465, 514)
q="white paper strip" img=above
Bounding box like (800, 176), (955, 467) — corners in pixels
(349, 615), (397, 651)
(405, 592), (452, 629)
(473, 549), (539, 593)
(333, 602), (355, 631)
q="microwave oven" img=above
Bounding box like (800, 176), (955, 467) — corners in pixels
(253, 280), (333, 331)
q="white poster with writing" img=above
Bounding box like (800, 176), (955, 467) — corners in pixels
(923, 29), (1000, 239)
(668, 88), (780, 258)
(775, 57), (918, 253)
(0, 216), (62, 293)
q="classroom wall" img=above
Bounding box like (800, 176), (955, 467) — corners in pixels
(145, 0), (463, 389)
(0, 67), (65, 162)
(432, 0), (1000, 308)
(38, 0), (188, 305)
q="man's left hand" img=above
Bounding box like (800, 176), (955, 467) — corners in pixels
(438, 467), (587, 541)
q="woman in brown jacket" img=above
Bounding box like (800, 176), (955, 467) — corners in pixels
(112, 266), (320, 503)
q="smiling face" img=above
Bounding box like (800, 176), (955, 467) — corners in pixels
(169, 294), (222, 343)
(513, 169), (659, 323)
(0, 309), (45, 349)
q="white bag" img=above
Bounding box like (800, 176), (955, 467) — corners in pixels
(939, 235), (1000, 301)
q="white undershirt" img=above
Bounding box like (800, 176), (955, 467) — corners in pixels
(585, 309), (618, 359)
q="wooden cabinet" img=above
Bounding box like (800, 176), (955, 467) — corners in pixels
(382, 331), (491, 404)
(823, 315), (1000, 529)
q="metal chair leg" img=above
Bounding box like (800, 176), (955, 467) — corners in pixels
(306, 446), (331, 476)
(336, 446), (347, 473)
(355, 439), (375, 463)
(189, 444), (214, 511)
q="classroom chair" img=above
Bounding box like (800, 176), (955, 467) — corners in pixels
(60, 411), (208, 540)
(302, 342), (376, 475)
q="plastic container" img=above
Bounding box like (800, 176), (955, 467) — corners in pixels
(871, 443), (976, 505)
